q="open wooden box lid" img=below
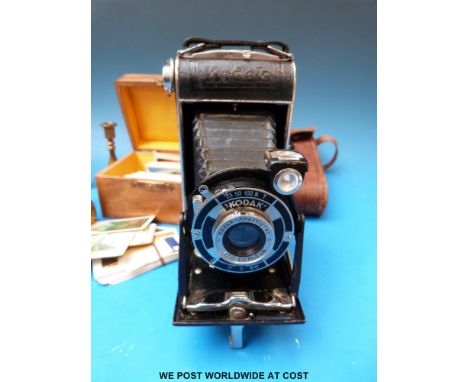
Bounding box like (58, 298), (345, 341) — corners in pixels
(115, 74), (178, 152)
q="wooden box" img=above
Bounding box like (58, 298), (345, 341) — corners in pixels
(96, 74), (182, 224)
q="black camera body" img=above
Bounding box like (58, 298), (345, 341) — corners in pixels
(162, 39), (307, 347)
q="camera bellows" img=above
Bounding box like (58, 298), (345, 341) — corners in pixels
(192, 113), (277, 182)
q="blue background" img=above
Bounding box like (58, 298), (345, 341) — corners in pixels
(91, 0), (376, 381)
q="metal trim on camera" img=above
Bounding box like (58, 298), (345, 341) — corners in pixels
(273, 168), (303, 195)
(191, 187), (294, 273)
(265, 149), (308, 195)
(162, 58), (174, 95)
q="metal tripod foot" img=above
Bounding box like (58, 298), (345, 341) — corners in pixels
(229, 325), (244, 349)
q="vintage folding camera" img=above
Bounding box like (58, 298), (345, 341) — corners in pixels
(162, 38), (308, 348)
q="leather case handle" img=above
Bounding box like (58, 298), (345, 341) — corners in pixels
(290, 127), (338, 217)
(182, 37), (290, 53)
(290, 127), (338, 170)
(181, 38), (292, 58)
(315, 135), (338, 170)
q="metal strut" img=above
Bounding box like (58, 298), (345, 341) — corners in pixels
(229, 326), (245, 349)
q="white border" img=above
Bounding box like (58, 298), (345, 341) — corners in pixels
(2, 1), (468, 380)
(1, 1), (90, 381)
(378, 0), (468, 380)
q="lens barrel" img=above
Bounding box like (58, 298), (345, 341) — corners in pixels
(213, 207), (274, 265)
(223, 222), (266, 258)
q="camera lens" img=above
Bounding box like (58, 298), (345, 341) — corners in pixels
(223, 222), (266, 257)
(212, 207), (276, 264)
(227, 223), (261, 249)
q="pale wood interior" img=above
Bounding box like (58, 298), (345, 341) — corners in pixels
(97, 151), (161, 177)
(117, 77), (179, 151)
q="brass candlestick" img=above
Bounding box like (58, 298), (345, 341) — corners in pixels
(100, 121), (118, 165)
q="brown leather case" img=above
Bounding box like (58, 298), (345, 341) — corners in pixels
(290, 127), (338, 216)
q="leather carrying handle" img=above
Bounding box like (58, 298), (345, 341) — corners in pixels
(181, 38), (292, 58)
(290, 127), (338, 170)
(290, 127), (338, 217)
(182, 37), (290, 53)
(315, 135), (338, 170)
